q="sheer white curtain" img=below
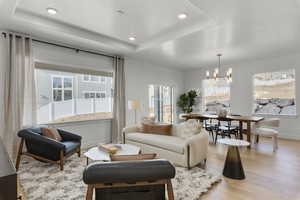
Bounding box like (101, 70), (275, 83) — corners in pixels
(0, 33), (37, 159)
(112, 56), (126, 143)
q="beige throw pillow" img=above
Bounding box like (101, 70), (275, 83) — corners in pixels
(42, 127), (62, 142)
(141, 123), (172, 136)
(178, 119), (202, 139)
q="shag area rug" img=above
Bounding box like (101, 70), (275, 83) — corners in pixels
(19, 156), (221, 200)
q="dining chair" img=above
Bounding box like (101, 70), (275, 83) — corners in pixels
(252, 118), (280, 152)
(204, 119), (217, 141)
(214, 118), (239, 144)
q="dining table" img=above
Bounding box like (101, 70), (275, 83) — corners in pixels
(181, 113), (264, 148)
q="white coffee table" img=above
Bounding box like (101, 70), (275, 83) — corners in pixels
(218, 138), (250, 180)
(84, 144), (141, 164)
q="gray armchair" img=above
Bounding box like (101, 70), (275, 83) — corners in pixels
(16, 125), (82, 171)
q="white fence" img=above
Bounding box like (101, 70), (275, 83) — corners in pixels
(38, 98), (112, 124)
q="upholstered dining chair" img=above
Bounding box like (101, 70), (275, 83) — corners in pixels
(252, 118), (280, 152)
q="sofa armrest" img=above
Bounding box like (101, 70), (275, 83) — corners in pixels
(122, 125), (141, 134)
(58, 129), (82, 142)
(185, 130), (209, 167)
(122, 125), (141, 144)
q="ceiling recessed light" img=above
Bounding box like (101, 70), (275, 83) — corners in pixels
(129, 36), (136, 41)
(47, 8), (57, 15)
(178, 13), (188, 20)
(117, 10), (125, 15)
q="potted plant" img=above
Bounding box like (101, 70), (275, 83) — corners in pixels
(177, 90), (198, 113)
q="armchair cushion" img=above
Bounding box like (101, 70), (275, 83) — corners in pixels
(41, 127), (62, 141)
(126, 133), (185, 154)
(63, 141), (81, 156)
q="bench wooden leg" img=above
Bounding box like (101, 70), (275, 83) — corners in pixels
(86, 185), (94, 200)
(16, 138), (24, 171)
(166, 180), (174, 200)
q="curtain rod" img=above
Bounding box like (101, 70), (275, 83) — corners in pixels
(1, 32), (118, 59)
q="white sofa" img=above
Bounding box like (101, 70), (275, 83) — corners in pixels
(122, 124), (209, 168)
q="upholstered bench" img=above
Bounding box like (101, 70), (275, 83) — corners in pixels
(83, 159), (176, 200)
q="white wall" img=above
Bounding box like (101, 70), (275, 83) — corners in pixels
(52, 119), (111, 147)
(125, 58), (185, 125)
(184, 53), (300, 140)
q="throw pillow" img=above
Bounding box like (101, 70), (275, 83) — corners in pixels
(141, 116), (156, 124)
(178, 119), (202, 139)
(41, 127), (62, 142)
(141, 123), (172, 136)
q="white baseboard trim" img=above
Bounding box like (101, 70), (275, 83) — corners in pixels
(278, 130), (300, 141)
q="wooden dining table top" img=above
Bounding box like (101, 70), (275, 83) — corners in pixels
(182, 113), (264, 123)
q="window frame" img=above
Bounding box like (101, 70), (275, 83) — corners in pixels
(51, 75), (74, 102)
(201, 78), (231, 113)
(252, 69), (296, 116)
(148, 84), (174, 123)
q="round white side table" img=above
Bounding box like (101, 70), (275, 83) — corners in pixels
(218, 138), (250, 180)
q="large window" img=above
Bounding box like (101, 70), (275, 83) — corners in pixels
(202, 78), (230, 112)
(149, 85), (174, 123)
(253, 69), (296, 115)
(36, 69), (113, 124)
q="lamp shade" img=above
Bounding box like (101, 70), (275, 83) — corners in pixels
(128, 100), (140, 110)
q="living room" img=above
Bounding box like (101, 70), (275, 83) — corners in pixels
(0, 0), (300, 200)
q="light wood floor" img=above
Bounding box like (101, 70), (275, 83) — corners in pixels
(202, 137), (300, 200)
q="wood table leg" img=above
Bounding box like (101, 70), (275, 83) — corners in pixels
(239, 121), (243, 140)
(256, 135), (260, 144)
(247, 122), (251, 149)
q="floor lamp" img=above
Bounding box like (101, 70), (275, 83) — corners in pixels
(128, 100), (140, 124)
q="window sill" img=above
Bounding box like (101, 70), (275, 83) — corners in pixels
(40, 118), (113, 126)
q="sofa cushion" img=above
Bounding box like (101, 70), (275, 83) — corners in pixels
(141, 123), (172, 136)
(126, 133), (185, 154)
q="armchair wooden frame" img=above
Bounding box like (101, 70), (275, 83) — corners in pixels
(15, 138), (81, 171)
(85, 179), (174, 200)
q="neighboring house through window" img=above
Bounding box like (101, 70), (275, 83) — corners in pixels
(83, 74), (106, 83)
(83, 91), (106, 99)
(52, 76), (73, 102)
(36, 68), (113, 124)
